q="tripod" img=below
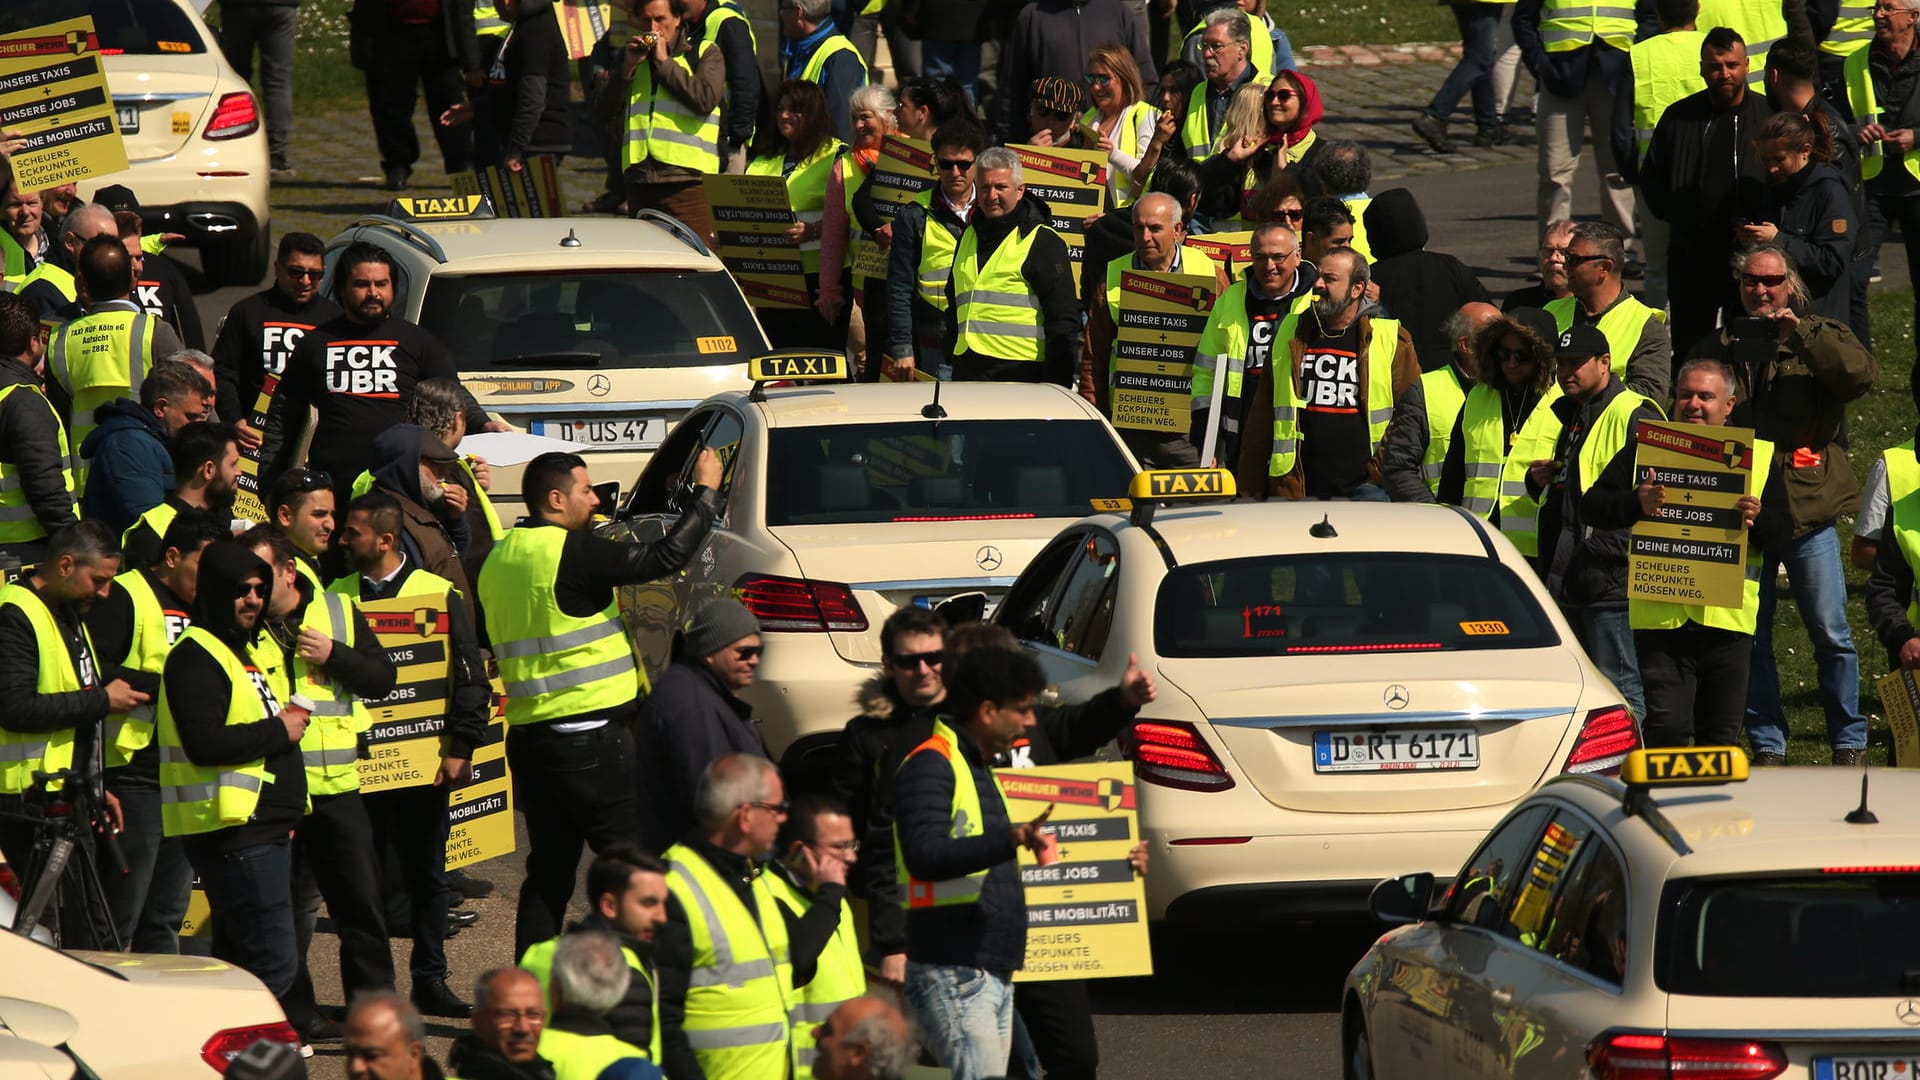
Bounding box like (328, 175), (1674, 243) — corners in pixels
(4, 769), (124, 950)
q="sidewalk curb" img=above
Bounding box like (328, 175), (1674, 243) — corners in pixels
(1296, 40), (1464, 68)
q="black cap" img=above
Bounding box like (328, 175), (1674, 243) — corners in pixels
(92, 184), (139, 213)
(1553, 323), (1610, 362)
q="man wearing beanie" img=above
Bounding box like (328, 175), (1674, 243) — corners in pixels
(634, 597), (768, 851)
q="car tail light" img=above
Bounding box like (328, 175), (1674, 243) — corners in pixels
(733, 574), (868, 633)
(1562, 705), (1638, 775)
(1123, 720), (1234, 792)
(201, 1021), (300, 1073)
(0, 860), (19, 900)
(1587, 1032), (1786, 1080)
(204, 92), (260, 140)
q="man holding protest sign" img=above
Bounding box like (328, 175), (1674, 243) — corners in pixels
(946, 148), (1080, 387)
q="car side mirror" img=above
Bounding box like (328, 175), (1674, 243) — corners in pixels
(1369, 872), (1436, 926)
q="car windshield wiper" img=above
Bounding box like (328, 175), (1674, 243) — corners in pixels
(491, 351), (603, 367)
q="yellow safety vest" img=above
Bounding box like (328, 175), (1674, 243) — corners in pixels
(1459, 384), (1538, 519)
(1191, 280), (1311, 444)
(1822, 0), (1873, 57)
(797, 34), (868, 87)
(1180, 70), (1273, 162)
(842, 151), (874, 287)
(702, 1), (757, 54)
(1847, 47), (1920, 184)
(474, 0), (509, 37)
(1630, 438), (1773, 633)
(1886, 441), (1920, 626)
(1629, 31), (1707, 161)
(520, 934), (664, 1062)
(663, 843), (796, 1079)
(157, 626), (283, 837)
(104, 571), (188, 769)
(1343, 195), (1374, 262)
(537, 1027), (652, 1080)
(0, 583), (88, 793)
(1538, 0), (1638, 52)
(47, 307), (157, 492)
(951, 220), (1055, 362)
(1501, 295), (1663, 554)
(892, 717), (1008, 908)
(1082, 101), (1157, 209)
(476, 525), (641, 726)
(123, 500), (181, 557)
(1696, 0), (1787, 79)
(0, 231), (23, 283)
(16, 261), (74, 308)
(624, 43), (723, 175)
(913, 190), (961, 311)
(1418, 366), (1470, 495)
(1268, 318), (1400, 478)
(768, 876), (867, 1080)
(747, 139), (843, 277)
(0, 383), (75, 546)
(290, 590), (373, 796)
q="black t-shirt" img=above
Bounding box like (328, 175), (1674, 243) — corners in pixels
(1230, 285), (1298, 432)
(1296, 319), (1370, 498)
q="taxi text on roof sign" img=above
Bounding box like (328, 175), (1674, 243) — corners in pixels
(1621, 746), (1750, 786)
(1127, 468), (1236, 501)
(749, 351), (848, 382)
(385, 194), (496, 221)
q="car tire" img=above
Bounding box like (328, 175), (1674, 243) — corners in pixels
(203, 223), (270, 287)
(1344, 1015), (1375, 1080)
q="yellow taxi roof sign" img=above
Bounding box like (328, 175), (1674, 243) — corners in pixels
(1621, 746), (1749, 787)
(1127, 468), (1236, 502)
(385, 194), (495, 221)
(749, 350), (849, 383)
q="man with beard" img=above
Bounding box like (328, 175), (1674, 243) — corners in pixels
(210, 233), (338, 461)
(1235, 248), (1421, 500)
(261, 242), (495, 488)
(451, 968), (555, 1080)
(1191, 221), (1314, 471)
(122, 421), (242, 569)
(517, 844), (670, 1060)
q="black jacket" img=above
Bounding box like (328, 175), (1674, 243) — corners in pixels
(0, 576), (109, 784)
(353, 562), (489, 760)
(1365, 188), (1491, 372)
(209, 286), (341, 426)
(893, 717), (1024, 973)
(493, 0), (572, 160)
(0, 360), (78, 541)
(367, 423), (481, 601)
(86, 568), (188, 786)
(1869, 475), (1920, 664)
(261, 573), (397, 716)
(1534, 378), (1665, 608)
(634, 659), (767, 853)
(991, 0), (1157, 143)
(130, 252), (205, 353)
(350, 0), (481, 74)
(1640, 88), (1773, 256)
(695, 3), (761, 155)
(1760, 161), (1857, 324)
(943, 195), (1081, 386)
(167, 543), (306, 855)
(446, 1033), (555, 1080)
(1381, 362), (1471, 504)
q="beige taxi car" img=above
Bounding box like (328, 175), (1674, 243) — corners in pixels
(995, 469), (1636, 924)
(1344, 747), (1920, 1080)
(325, 203), (769, 511)
(599, 353), (1138, 773)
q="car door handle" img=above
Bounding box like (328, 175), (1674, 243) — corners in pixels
(1491, 986), (1514, 1007)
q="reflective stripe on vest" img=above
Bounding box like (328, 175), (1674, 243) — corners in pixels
(104, 570), (186, 768)
(1538, 0), (1637, 52)
(664, 843), (796, 1078)
(746, 139), (845, 276)
(473, 0), (508, 35)
(0, 382), (75, 545)
(1822, 0), (1873, 56)
(156, 626), (282, 836)
(1847, 48), (1920, 184)
(1418, 366), (1469, 492)
(1268, 318), (1400, 478)
(1460, 384), (1528, 519)
(914, 190), (961, 311)
(624, 43), (723, 174)
(477, 526), (641, 725)
(1191, 280), (1311, 438)
(892, 718), (1010, 908)
(0, 583), (85, 793)
(47, 308), (155, 491)
(1630, 438), (1772, 633)
(951, 222), (1053, 361)
(1629, 32), (1706, 158)
(295, 590), (371, 796)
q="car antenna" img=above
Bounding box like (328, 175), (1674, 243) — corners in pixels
(559, 228), (581, 248)
(1310, 513), (1337, 538)
(922, 377), (947, 420)
(1845, 768), (1878, 825)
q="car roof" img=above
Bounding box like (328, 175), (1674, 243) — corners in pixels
(1544, 768), (1920, 878)
(338, 217), (724, 273)
(718, 381), (1112, 427)
(1098, 500), (1503, 564)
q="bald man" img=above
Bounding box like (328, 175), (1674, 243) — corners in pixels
(1083, 191), (1234, 468)
(814, 996), (915, 1080)
(1381, 300), (1501, 503)
(345, 993), (431, 1080)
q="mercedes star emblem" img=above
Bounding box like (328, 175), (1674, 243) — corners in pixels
(588, 374), (611, 397)
(975, 545), (1003, 571)
(1898, 999), (1920, 1026)
(1383, 685), (1410, 710)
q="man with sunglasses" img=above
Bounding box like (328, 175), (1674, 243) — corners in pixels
(79, 359), (211, 538)
(209, 232), (337, 446)
(883, 119), (985, 381)
(1683, 244), (1875, 766)
(635, 596), (768, 852)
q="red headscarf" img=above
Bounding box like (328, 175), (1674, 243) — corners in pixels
(1264, 69), (1324, 149)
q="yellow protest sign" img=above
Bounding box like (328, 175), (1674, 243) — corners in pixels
(994, 762), (1152, 982)
(0, 18), (129, 192)
(181, 880), (210, 937)
(1876, 670), (1920, 768)
(1182, 231), (1252, 275)
(852, 136), (935, 281)
(354, 596), (455, 793)
(1508, 817), (1583, 940)
(1627, 420), (1755, 610)
(447, 680), (515, 869)
(1111, 270), (1216, 434)
(706, 173), (810, 311)
(450, 156), (565, 217)
(1008, 145), (1108, 290)
(557, 0), (615, 59)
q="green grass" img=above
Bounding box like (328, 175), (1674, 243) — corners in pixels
(1767, 287), (1913, 765)
(1280, 1), (1458, 49)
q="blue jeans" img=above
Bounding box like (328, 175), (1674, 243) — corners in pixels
(191, 840), (298, 1002)
(922, 41), (982, 106)
(905, 962), (1014, 1080)
(1426, 3), (1501, 128)
(1572, 606), (1644, 720)
(1270, 28), (1297, 78)
(1746, 525), (1867, 753)
(102, 779), (193, 953)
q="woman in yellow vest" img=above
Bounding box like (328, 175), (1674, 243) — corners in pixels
(1082, 44), (1160, 210)
(820, 84), (899, 381)
(1198, 68), (1324, 226)
(1437, 307), (1556, 521)
(746, 80), (849, 349)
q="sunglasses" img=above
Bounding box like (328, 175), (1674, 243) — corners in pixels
(1539, 246), (1570, 259)
(1275, 208), (1304, 223)
(283, 267), (324, 281)
(284, 467), (333, 492)
(1564, 252), (1611, 266)
(889, 649), (944, 669)
(240, 582), (270, 599)
(748, 800), (789, 814)
(1494, 346), (1528, 361)
(1266, 89), (1297, 102)
(1085, 73), (1112, 86)
(937, 157), (975, 172)
(1741, 272), (1789, 287)
(736, 644), (764, 660)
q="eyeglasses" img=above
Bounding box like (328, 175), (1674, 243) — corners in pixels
(1266, 89), (1297, 102)
(240, 582), (269, 599)
(736, 644), (764, 660)
(937, 157), (975, 172)
(1200, 38), (1240, 53)
(1084, 73), (1112, 86)
(283, 267), (324, 281)
(889, 649), (944, 669)
(748, 800), (789, 815)
(1741, 272), (1789, 287)
(1250, 249), (1297, 263)
(1563, 252), (1611, 266)
(813, 838), (860, 854)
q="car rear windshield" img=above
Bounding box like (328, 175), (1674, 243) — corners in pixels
(418, 270), (765, 370)
(1661, 874), (1920, 997)
(764, 421), (1134, 527)
(90, 0), (207, 54)
(1152, 553), (1561, 657)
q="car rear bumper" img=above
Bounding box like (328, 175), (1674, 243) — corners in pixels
(739, 636), (878, 758)
(141, 200), (262, 248)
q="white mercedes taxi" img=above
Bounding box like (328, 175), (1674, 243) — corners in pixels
(325, 198), (769, 510)
(995, 469), (1636, 924)
(1344, 748), (1920, 1080)
(599, 352), (1138, 772)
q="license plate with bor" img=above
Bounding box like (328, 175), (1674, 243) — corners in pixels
(117, 106), (140, 135)
(1313, 728), (1479, 773)
(536, 417), (661, 450)
(1815, 1055), (1920, 1080)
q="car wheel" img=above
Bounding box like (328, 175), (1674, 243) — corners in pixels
(203, 223), (270, 287)
(1345, 1017), (1375, 1080)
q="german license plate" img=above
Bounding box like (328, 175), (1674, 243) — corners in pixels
(1313, 729), (1479, 773)
(117, 105), (140, 134)
(534, 417), (661, 450)
(1814, 1056), (1920, 1080)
